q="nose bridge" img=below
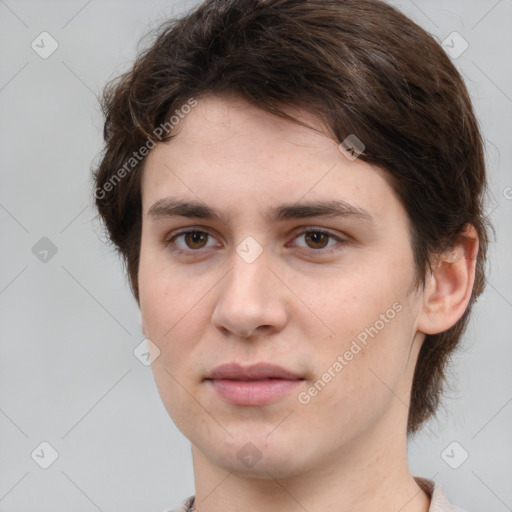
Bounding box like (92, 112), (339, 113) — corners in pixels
(212, 249), (287, 337)
(223, 251), (270, 311)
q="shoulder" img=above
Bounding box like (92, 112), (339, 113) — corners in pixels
(160, 495), (195, 512)
(414, 476), (470, 512)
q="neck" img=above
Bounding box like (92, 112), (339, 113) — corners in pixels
(190, 411), (430, 512)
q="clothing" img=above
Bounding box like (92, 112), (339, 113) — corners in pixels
(415, 477), (468, 512)
(162, 477), (468, 512)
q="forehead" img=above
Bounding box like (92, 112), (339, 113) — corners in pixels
(140, 94), (403, 225)
(149, 94), (337, 170)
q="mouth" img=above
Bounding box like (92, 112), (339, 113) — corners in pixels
(205, 362), (304, 406)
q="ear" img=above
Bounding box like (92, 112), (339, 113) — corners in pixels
(417, 224), (479, 335)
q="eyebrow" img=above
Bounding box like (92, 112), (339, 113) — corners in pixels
(146, 198), (376, 226)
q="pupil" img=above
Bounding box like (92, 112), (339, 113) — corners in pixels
(307, 232), (327, 248)
(186, 232), (206, 248)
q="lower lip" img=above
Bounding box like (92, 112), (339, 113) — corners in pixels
(207, 378), (302, 406)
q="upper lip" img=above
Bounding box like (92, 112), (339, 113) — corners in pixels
(206, 363), (303, 381)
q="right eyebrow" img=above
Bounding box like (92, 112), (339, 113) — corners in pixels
(147, 198), (227, 222)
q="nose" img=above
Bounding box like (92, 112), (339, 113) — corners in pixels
(211, 253), (289, 339)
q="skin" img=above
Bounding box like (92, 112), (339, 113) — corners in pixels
(138, 94), (478, 512)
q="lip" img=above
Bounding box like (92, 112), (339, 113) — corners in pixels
(207, 362), (302, 381)
(205, 363), (304, 406)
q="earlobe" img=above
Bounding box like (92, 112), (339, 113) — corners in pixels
(417, 224), (479, 336)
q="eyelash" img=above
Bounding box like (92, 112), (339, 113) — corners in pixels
(164, 227), (348, 256)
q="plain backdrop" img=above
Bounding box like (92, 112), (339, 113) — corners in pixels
(0, 0), (511, 511)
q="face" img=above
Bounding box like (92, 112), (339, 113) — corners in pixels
(138, 94), (426, 478)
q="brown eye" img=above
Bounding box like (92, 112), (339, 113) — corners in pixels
(184, 231), (209, 249)
(291, 228), (346, 254)
(304, 231), (330, 249)
(167, 229), (220, 254)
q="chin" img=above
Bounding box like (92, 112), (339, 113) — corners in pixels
(198, 431), (315, 480)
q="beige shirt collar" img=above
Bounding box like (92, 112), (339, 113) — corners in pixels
(414, 477), (468, 512)
(164, 478), (467, 512)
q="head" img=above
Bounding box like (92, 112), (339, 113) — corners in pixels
(93, 0), (491, 473)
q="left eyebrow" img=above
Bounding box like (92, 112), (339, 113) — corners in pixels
(146, 198), (376, 226)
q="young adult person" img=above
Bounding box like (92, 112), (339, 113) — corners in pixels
(93, 1), (491, 511)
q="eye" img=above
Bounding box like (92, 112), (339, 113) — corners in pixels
(165, 229), (220, 254)
(164, 227), (348, 257)
(291, 228), (346, 252)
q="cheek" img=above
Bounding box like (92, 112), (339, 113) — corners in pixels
(139, 243), (190, 338)
(298, 268), (404, 346)
(299, 261), (415, 400)
(301, 305), (415, 440)
(140, 277), (201, 359)
(138, 256), (189, 372)
(138, 248), (216, 380)
(139, 261), (211, 431)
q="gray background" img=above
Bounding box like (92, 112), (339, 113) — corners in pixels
(0, 0), (511, 511)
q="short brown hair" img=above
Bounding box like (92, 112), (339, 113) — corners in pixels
(92, 0), (492, 435)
